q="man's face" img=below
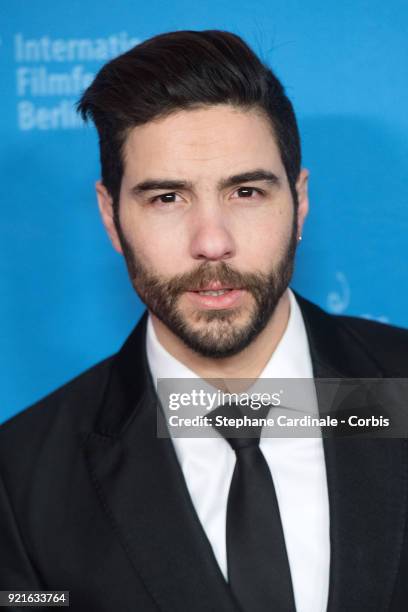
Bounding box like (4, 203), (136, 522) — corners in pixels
(97, 104), (308, 358)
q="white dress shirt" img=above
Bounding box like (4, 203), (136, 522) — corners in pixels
(146, 288), (330, 612)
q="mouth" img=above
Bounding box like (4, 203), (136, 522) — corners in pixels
(184, 283), (246, 310)
(191, 281), (237, 294)
(195, 288), (234, 297)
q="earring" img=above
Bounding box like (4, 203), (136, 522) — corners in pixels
(298, 235), (302, 242)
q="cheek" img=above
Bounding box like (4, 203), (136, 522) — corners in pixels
(121, 219), (189, 276)
(234, 207), (294, 257)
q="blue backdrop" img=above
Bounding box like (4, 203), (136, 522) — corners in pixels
(2, 0), (407, 423)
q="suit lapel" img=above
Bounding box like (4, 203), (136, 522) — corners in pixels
(83, 313), (239, 612)
(296, 294), (408, 612)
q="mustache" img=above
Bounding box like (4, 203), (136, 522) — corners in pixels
(164, 261), (270, 295)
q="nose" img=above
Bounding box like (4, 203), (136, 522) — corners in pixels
(189, 205), (236, 262)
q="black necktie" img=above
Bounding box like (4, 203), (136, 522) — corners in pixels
(213, 402), (296, 612)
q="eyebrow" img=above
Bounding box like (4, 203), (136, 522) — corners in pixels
(129, 169), (281, 196)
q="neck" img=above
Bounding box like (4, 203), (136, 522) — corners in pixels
(150, 290), (291, 380)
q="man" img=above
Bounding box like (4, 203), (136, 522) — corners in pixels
(1, 29), (408, 612)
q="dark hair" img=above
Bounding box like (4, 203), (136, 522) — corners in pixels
(77, 29), (301, 217)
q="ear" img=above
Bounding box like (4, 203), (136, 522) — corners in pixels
(295, 168), (309, 240)
(95, 181), (123, 254)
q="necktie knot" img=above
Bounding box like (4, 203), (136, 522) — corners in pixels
(226, 436), (260, 452)
(211, 401), (271, 450)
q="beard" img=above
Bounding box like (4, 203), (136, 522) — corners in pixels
(116, 218), (298, 358)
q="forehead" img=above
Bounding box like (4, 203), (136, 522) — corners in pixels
(121, 104), (284, 179)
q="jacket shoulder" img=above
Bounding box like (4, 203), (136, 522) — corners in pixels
(332, 312), (408, 376)
(294, 292), (408, 377)
(0, 355), (115, 465)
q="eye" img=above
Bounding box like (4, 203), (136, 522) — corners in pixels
(149, 192), (182, 205)
(232, 187), (264, 199)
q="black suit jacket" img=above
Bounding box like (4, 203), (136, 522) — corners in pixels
(1, 293), (408, 611)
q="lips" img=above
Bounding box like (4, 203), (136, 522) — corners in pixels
(185, 287), (245, 310)
(196, 288), (232, 296)
(190, 281), (240, 293)
(191, 281), (236, 292)
(190, 283), (239, 298)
